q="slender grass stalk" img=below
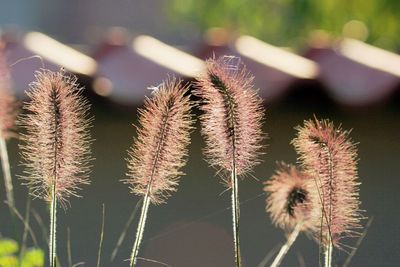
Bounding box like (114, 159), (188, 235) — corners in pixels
(324, 235), (333, 267)
(270, 223), (302, 267)
(257, 244), (280, 267)
(67, 228), (72, 267)
(136, 257), (172, 267)
(110, 199), (142, 263)
(19, 195), (32, 261)
(323, 145), (334, 267)
(130, 193), (151, 267)
(296, 252), (306, 267)
(231, 163), (241, 266)
(0, 137), (14, 208)
(124, 78), (193, 266)
(97, 204), (106, 267)
(49, 183), (57, 267)
(6, 202), (38, 246)
(31, 208), (48, 244)
(0, 48), (17, 216)
(342, 216), (373, 267)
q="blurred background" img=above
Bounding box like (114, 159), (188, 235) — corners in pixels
(0, 0), (399, 266)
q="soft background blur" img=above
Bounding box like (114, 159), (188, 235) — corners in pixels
(1, 1), (399, 266)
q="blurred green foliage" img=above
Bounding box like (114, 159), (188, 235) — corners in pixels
(0, 239), (44, 267)
(168, 0), (400, 50)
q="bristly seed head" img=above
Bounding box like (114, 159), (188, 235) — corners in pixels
(0, 48), (17, 139)
(19, 70), (92, 207)
(292, 118), (363, 248)
(264, 163), (319, 233)
(195, 56), (265, 186)
(124, 77), (194, 205)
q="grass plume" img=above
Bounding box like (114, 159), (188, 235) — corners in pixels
(19, 69), (92, 266)
(195, 56), (264, 266)
(265, 163), (319, 233)
(292, 118), (363, 267)
(264, 163), (319, 267)
(0, 47), (18, 213)
(124, 77), (193, 266)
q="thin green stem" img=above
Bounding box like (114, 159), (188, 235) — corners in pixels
(231, 164), (241, 267)
(67, 228), (72, 267)
(257, 244), (280, 267)
(324, 146), (334, 267)
(136, 257), (171, 267)
(110, 198), (142, 263)
(130, 193), (151, 267)
(342, 217), (373, 267)
(7, 202), (38, 246)
(270, 223), (302, 267)
(49, 183), (57, 267)
(49, 88), (60, 267)
(97, 204), (106, 267)
(0, 137), (15, 214)
(31, 208), (48, 244)
(324, 234), (333, 267)
(19, 195), (32, 263)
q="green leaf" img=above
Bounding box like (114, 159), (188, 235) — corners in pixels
(0, 239), (18, 256)
(21, 248), (44, 267)
(0, 255), (18, 267)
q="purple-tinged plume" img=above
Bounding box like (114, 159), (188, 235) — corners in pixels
(194, 56), (264, 185)
(264, 163), (319, 234)
(292, 118), (363, 247)
(125, 78), (193, 204)
(0, 48), (17, 139)
(19, 70), (92, 206)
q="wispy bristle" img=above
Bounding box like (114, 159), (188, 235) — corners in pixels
(0, 49), (17, 139)
(195, 56), (264, 185)
(125, 78), (194, 204)
(264, 163), (319, 233)
(19, 70), (92, 206)
(292, 118), (363, 247)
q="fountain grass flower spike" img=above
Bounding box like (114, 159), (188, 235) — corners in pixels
(195, 56), (265, 267)
(124, 78), (194, 266)
(264, 163), (319, 267)
(19, 70), (92, 267)
(292, 118), (363, 267)
(0, 48), (18, 212)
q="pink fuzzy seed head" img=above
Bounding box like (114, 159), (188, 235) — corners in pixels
(195, 56), (265, 186)
(0, 48), (17, 139)
(19, 70), (92, 207)
(264, 163), (319, 233)
(124, 77), (194, 205)
(292, 117), (363, 248)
